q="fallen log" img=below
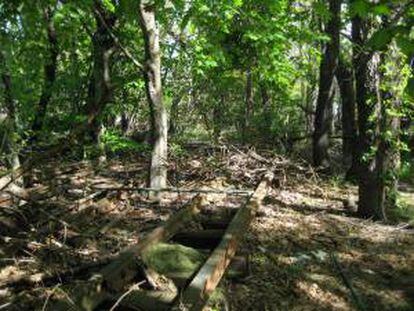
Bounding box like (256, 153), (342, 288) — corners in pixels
(49, 195), (202, 311)
(173, 172), (274, 311)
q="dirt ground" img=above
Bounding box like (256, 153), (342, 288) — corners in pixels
(0, 145), (413, 310)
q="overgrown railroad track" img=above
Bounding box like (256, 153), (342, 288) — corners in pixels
(32, 171), (273, 311)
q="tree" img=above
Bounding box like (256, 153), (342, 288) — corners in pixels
(30, 5), (58, 141)
(313, 0), (341, 167)
(138, 0), (168, 198)
(350, 0), (413, 219)
(337, 56), (358, 174)
(0, 23), (20, 173)
(84, 0), (117, 144)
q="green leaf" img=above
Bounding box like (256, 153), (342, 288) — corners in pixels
(396, 36), (414, 57)
(405, 78), (414, 100)
(373, 4), (391, 16)
(102, 0), (115, 13)
(368, 28), (393, 50)
(350, 0), (370, 17)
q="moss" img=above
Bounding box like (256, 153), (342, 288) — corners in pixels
(142, 243), (205, 279)
(207, 286), (227, 310)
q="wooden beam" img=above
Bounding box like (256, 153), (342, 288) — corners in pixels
(173, 172), (274, 311)
(50, 195), (202, 311)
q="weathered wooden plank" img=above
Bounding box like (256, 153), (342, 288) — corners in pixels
(50, 195), (202, 311)
(173, 172), (273, 311)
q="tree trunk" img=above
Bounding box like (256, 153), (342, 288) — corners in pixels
(169, 96), (181, 135)
(31, 7), (58, 139)
(377, 46), (404, 212)
(313, 0), (341, 167)
(260, 81), (271, 133)
(337, 57), (358, 170)
(243, 67), (253, 142)
(352, 12), (386, 220)
(212, 96), (223, 143)
(1, 33), (22, 186)
(139, 0), (168, 199)
(84, 1), (117, 144)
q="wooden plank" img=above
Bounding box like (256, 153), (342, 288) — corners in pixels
(50, 195), (202, 311)
(173, 172), (273, 311)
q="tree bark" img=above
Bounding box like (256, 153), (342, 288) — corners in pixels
(313, 0), (341, 167)
(84, 1), (117, 144)
(352, 11), (386, 219)
(169, 95), (181, 135)
(260, 81), (272, 133)
(139, 0), (168, 199)
(31, 7), (58, 138)
(212, 103), (221, 142)
(377, 45), (404, 212)
(1, 32), (22, 185)
(243, 67), (254, 142)
(337, 57), (358, 170)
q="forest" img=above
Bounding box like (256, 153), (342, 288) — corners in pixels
(0, 0), (413, 310)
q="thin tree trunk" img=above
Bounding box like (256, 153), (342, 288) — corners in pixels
(260, 81), (271, 133)
(337, 57), (358, 169)
(84, 1), (117, 144)
(139, 0), (168, 199)
(243, 67), (253, 142)
(212, 95), (224, 142)
(169, 96), (181, 135)
(31, 7), (58, 139)
(313, 0), (341, 167)
(1, 38), (22, 187)
(0, 45), (20, 174)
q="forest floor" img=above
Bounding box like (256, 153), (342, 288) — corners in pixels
(0, 145), (413, 310)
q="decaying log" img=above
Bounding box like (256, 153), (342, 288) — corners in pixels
(50, 195), (202, 311)
(173, 172), (274, 311)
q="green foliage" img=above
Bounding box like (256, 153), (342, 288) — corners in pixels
(101, 130), (150, 154)
(169, 141), (187, 158)
(400, 162), (414, 183)
(389, 192), (414, 225)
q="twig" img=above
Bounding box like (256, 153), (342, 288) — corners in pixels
(42, 284), (61, 311)
(109, 281), (145, 311)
